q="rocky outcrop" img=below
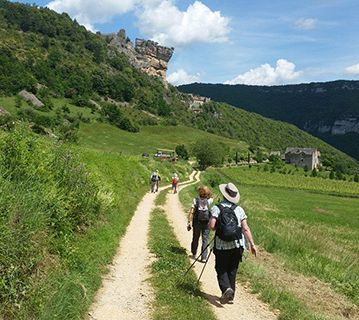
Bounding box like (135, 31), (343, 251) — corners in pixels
(18, 90), (44, 108)
(0, 107), (10, 116)
(108, 29), (174, 82)
(305, 116), (359, 135)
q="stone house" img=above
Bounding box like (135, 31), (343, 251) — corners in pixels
(188, 94), (211, 113)
(284, 148), (321, 170)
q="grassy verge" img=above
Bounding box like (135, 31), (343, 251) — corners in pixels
(155, 187), (171, 206)
(238, 258), (326, 320)
(149, 207), (216, 320)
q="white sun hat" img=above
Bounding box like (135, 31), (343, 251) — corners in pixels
(219, 182), (240, 204)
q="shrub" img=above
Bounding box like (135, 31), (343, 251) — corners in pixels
(0, 125), (101, 316)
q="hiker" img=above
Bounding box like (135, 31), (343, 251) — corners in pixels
(210, 182), (257, 305)
(150, 170), (161, 193)
(172, 172), (179, 194)
(187, 185), (213, 263)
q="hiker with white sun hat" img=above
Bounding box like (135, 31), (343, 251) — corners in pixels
(209, 182), (257, 304)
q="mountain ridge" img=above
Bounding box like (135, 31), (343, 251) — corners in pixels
(178, 80), (359, 160)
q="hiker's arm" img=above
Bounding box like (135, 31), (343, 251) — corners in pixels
(209, 217), (216, 231)
(241, 219), (257, 256)
(187, 207), (194, 224)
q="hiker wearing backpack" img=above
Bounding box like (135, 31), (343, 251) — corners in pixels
(210, 182), (257, 305)
(172, 173), (179, 194)
(187, 186), (213, 262)
(150, 170), (161, 193)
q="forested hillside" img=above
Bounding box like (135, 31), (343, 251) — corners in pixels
(178, 81), (359, 160)
(0, 0), (358, 172)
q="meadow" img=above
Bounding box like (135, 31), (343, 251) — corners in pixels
(179, 167), (359, 319)
(79, 122), (248, 155)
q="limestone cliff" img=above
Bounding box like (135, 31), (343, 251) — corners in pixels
(107, 29), (174, 82)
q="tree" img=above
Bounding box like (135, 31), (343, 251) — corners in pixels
(329, 170), (335, 179)
(354, 173), (359, 182)
(192, 139), (226, 170)
(175, 144), (189, 160)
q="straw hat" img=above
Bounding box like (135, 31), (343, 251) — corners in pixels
(219, 182), (240, 204)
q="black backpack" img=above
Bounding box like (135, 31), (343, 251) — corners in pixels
(195, 198), (210, 224)
(216, 204), (242, 241)
(151, 174), (158, 182)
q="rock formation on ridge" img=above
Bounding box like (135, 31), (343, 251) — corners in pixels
(107, 29), (174, 82)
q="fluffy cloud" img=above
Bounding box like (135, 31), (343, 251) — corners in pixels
(47, 0), (139, 31)
(225, 59), (303, 86)
(167, 69), (200, 85)
(137, 1), (230, 47)
(46, 0), (230, 45)
(294, 18), (318, 30)
(345, 63), (359, 75)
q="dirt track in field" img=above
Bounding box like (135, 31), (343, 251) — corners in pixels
(88, 170), (277, 320)
(163, 172), (278, 320)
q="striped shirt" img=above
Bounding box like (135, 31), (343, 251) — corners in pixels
(210, 200), (247, 250)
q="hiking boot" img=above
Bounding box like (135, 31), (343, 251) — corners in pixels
(220, 288), (234, 304)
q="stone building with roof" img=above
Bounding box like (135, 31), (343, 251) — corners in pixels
(284, 148), (321, 170)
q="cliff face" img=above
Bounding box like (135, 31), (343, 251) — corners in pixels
(108, 29), (174, 82)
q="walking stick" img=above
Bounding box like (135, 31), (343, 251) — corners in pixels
(183, 237), (214, 277)
(197, 247), (213, 284)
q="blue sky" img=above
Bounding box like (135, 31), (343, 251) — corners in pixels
(14, 0), (359, 85)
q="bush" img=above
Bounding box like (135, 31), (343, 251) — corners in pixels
(192, 139), (226, 170)
(175, 144), (189, 160)
(0, 125), (101, 316)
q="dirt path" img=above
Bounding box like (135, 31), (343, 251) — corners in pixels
(88, 171), (198, 320)
(163, 172), (278, 320)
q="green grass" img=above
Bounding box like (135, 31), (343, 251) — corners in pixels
(155, 187), (171, 206)
(216, 166), (359, 196)
(238, 259), (326, 320)
(27, 149), (192, 319)
(202, 168), (359, 308)
(79, 122), (248, 155)
(149, 208), (216, 320)
(0, 96), (96, 120)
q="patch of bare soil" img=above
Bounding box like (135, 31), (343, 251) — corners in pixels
(164, 172), (278, 320)
(87, 189), (164, 320)
(253, 250), (359, 319)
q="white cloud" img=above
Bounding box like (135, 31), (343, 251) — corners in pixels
(345, 63), (359, 75)
(47, 0), (139, 31)
(137, 1), (230, 47)
(167, 69), (200, 85)
(225, 59), (303, 86)
(294, 18), (318, 30)
(46, 0), (230, 45)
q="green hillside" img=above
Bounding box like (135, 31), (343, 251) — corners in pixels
(178, 81), (359, 160)
(0, 0), (358, 173)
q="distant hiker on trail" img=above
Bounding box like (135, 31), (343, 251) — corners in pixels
(187, 186), (213, 263)
(210, 182), (257, 305)
(150, 170), (161, 193)
(172, 172), (179, 194)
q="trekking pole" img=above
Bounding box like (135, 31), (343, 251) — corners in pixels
(183, 237), (214, 277)
(197, 247), (213, 284)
